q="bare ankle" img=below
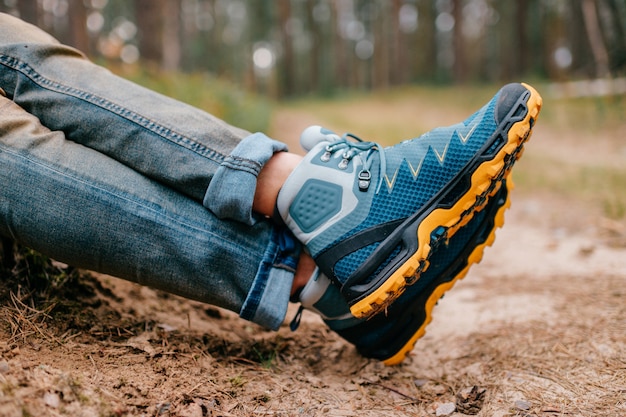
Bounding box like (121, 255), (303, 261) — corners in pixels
(253, 152), (302, 218)
(291, 251), (315, 298)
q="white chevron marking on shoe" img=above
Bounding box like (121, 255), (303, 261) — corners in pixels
(458, 120), (479, 144)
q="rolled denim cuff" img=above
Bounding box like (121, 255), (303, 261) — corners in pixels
(204, 132), (288, 225)
(240, 227), (300, 330)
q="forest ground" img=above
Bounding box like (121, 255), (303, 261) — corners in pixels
(0, 85), (624, 416)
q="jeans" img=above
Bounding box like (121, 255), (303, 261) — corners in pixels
(0, 13), (298, 330)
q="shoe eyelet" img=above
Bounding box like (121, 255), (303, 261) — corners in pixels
(338, 158), (349, 170)
(358, 169), (371, 191)
(320, 145), (333, 162)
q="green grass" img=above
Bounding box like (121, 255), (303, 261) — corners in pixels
(513, 154), (626, 219)
(111, 65), (272, 134)
(518, 86), (626, 219)
(276, 84), (499, 144)
(539, 92), (626, 133)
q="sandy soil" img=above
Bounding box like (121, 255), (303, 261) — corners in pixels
(1, 102), (625, 417)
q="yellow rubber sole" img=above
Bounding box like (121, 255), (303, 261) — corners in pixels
(349, 83), (542, 320)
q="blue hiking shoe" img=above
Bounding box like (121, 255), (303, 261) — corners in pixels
(291, 178), (512, 365)
(277, 83), (541, 319)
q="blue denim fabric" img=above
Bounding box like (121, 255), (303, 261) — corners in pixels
(0, 13), (295, 330)
(206, 133), (288, 225)
(240, 227), (300, 329)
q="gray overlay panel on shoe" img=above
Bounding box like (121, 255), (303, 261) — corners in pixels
(290, 179), (342, 233)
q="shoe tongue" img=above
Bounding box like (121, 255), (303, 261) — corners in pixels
(300, 125), (341, 151)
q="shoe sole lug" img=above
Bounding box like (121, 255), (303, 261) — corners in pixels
(349, 83), (542, 320)
(382, 178), (512, 365)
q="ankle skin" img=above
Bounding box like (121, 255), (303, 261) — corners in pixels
(253, 151), (302, 218)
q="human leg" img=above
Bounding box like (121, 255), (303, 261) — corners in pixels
(0, 13), (545, 350)
(0, 95), (298, 330)
(0, 13), (317, 329)
(0, 13), (286, 225)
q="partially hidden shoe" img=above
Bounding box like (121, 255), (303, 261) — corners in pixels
(291, 178), (513, 365)
(277, 83), (541, 319)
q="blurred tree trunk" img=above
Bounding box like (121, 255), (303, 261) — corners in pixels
(278, 0), (294, 97)
(603, 0), (626, 73)
(135, 0), (165, 66)
(314, 0), (336, 95)
(247, 2), (274, 94)
(515, 0), (529, 78)
(452, 0), (467, 83)
(582, 0), (610, 78)
(390, 0), (408, 85)
(496, 2), (515, 81)
(305, 0), (320, 92)
(531, 0), (552, 79)
(67, 0), (89, 55)
(569, 0), (594, 78)
(206, 0), (225, 76)
(17, 0), (39, 26)
(373, 2), (390, 90)
(414, 0), (437, 81)
(331, 2), (348, 90)
(162, 0), (181, 71)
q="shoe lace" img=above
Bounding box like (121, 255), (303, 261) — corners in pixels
(321, 133), (386, 193)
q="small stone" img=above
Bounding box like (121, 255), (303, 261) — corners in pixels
(514, 399), (532, 410)
(0, 360), (9, 374)
(156, 402), (171, 415)
(43, 391), (61, 408)
(435, 402), (456, 416)
(157, 323), (176, 332)
(414, 378), (429, 387)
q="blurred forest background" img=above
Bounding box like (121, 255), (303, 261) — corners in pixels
(2, 0), (625, 98)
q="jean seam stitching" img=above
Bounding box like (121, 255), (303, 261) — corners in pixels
(0, 55), (226, 163)
(221, 156), (262, 176)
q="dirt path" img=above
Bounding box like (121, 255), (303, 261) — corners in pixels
(1, 105), (625, 417)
